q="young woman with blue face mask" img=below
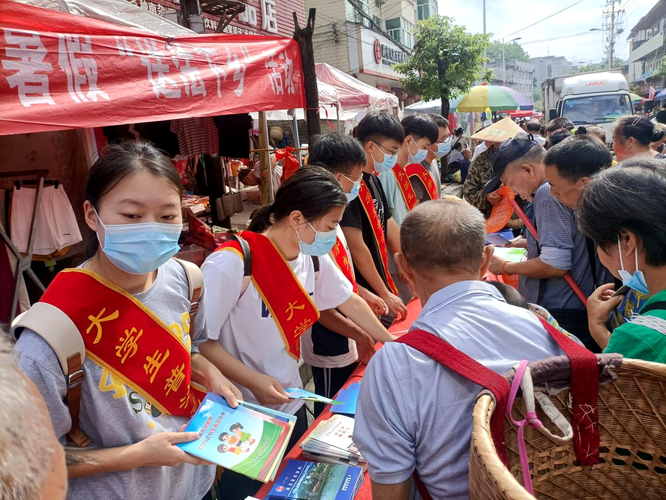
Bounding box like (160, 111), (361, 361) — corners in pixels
(579, 158), (666, 361)
(12, 141), (244, 500)
(199, 166), (391, 498)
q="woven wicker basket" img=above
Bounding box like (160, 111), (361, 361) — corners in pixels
(469, 355), (666, 499)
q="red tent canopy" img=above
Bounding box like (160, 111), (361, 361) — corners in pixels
(0, 1), (305, 135)
(315, 62), (398, 111)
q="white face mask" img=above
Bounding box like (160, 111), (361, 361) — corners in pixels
(617, 236), (649, 295)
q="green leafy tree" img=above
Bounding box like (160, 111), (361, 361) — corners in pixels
(486, 41), (530, 64)
(572, 59), (625, 74)
(394, 15), (491, 116)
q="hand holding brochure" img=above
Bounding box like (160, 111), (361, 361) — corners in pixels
(285, 388), (342, 405)
(177, 393), (296, 482)
(267, 460), (364, 500)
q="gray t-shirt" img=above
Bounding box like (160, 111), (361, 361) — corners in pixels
(520, 182), (612, 310)
(14, 259), (215, 500)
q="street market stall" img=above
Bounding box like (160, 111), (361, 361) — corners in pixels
(0, 0), (306, 324)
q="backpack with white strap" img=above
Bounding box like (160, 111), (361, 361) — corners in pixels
(10, 258), (203, 447)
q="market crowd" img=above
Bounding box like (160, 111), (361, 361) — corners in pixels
(3, 110), (666, 500)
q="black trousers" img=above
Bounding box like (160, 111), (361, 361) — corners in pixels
(213, 405), (309, 500)
(312, 363), (359, 417)
(549, 308), (601, 353)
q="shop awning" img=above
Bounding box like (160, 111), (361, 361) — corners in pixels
(315, 63), (399, 111)
(0, 1), (305, 135)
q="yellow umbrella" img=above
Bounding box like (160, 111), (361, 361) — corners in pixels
(457, 85), (523, 112)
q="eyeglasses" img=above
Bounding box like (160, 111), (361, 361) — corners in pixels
(372, 141), (400, 156)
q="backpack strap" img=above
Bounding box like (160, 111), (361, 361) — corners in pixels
(312, 255), (320, 279)
(232, 234), (253, 296)
(12, 303), (90, 447)
(173, 258), (204, 335)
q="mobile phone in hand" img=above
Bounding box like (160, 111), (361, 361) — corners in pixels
(612, 285), (629, 298)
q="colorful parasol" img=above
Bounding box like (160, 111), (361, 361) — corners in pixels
(457, 85), (530, 112)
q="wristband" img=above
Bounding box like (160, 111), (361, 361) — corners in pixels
(501, 260), (511, 275)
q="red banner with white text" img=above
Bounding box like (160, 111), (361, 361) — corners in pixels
(0, 1), (305, 135)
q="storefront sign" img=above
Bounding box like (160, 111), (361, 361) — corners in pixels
(355, 27), (409, 81)
(0, 1), (305, 135)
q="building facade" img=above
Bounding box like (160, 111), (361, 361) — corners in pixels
(123, 0), (306, 37)
(627, 1), (666, 92)
(530, 56), (573, 99)
(486, 59), (535, 103)
(306, 0), (438, 107)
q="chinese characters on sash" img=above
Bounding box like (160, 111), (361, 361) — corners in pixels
(405, 163), (438, 201)
(39, 269), (206, 417)
(391, 164), (418, 211)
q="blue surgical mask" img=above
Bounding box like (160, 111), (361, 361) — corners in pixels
(617, 236), (649, 295)
(408, 139), (428, 164)
(296, 221), (338, 256)
(95, 210), (182, 275)
(343, 175), (361, 203)
(371, 142), (398, 173)
(435, 138), (452, 158)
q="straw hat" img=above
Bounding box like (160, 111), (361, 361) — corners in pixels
(470, 117), (524, 143)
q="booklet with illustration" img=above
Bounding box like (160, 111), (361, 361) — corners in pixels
(177, 393), (296, 482)
(300, 414), (364, 463)
(267, 460), (364, 500)
(285, 388), (342, 405)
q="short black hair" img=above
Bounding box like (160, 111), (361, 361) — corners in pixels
(546, 118), (574, 134)
(656, 110), (666, 124)
(544, 135), (613, 182)
(614, 115), (666, 146)
(577, 158), (666, 266)
(525, 120), (541, 133)
(544, 129), (571, 149)
(309, 133), (366, 175)
(428, 114), (449, 129)
(486, 280), (529, 309)
(401, 115), (439, 144)
(356, 112), (405, 145)
(238, 166), (252, 184)
(453, 141), (462, 150)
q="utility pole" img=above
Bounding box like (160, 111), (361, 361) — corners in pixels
(483, 0), (487, 68)
(608, 0), (615, 69)
(293, 9), (320, 150)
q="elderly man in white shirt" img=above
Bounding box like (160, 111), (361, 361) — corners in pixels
(353, 199), (564, 499)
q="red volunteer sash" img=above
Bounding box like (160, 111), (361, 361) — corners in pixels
(215, 231), (319, 360)
(330, 237), (358, 294)
(406, 163), (438, 200)
(392, 164), (418, 211)
(358, 181), (399, 295)
(39, 269), (206, 417)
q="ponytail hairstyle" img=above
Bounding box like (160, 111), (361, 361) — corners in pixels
(85, 141), (182, 257)
(247, 165), (347, 233)
(614, 115), (666, 146)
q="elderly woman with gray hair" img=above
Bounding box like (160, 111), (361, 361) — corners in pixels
(579, 157), (666, 362)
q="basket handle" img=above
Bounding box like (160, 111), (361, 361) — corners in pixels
(508, 360), (574, 494)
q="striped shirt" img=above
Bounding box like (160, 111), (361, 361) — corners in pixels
(520, 182), (612, 310)
(170, 117), (219, 157)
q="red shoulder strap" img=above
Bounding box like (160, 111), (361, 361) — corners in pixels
(536, 318), (600, 466)
(399, 320), (600, 498)
(397, 330), (511, 462)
